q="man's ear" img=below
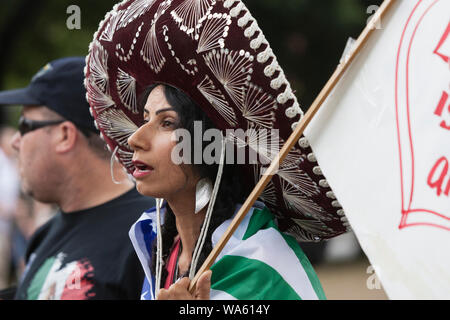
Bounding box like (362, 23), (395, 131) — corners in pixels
(54, 121), (79, 153)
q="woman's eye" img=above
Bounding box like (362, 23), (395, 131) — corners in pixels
(162, 120), (174, 127)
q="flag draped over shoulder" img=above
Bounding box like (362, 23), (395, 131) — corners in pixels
(129, 202), (325, 300)
(128, 209), (158, 300)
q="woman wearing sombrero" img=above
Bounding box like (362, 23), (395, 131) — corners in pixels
(85, 0), (349, 300)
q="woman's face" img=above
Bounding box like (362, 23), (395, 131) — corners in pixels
(128, 85), (198, 200)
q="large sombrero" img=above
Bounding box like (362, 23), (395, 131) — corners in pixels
(84, 0), (350, 241)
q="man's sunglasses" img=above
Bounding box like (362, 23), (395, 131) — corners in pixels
(18, 116), (65, 136)
(18, 116), (93, 137)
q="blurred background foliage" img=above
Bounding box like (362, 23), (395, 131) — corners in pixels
(0, 0), (382, 126)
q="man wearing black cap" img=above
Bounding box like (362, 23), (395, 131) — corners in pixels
(0, 57), (154, 299)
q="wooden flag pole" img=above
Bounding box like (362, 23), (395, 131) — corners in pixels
(189, 0), (395, 294)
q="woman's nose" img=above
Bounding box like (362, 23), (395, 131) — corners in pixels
(127, 125), (149, 151)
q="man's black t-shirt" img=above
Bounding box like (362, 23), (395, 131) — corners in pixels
(14, 188), (155, 300)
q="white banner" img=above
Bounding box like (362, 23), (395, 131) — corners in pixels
(305, 0), (450, 299)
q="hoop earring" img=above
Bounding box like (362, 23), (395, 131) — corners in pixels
(110, 146), (122, 185)
(194, 178), (213, 214)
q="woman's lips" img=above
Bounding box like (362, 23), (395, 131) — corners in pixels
(132, 160), (154, 179)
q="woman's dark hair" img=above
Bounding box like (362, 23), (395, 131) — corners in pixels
(138, 84), (245, 285)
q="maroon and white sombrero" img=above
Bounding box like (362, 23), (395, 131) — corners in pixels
(85, 0), (350, 241)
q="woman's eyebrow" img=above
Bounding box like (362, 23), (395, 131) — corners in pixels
(155, 107), (176, 115)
